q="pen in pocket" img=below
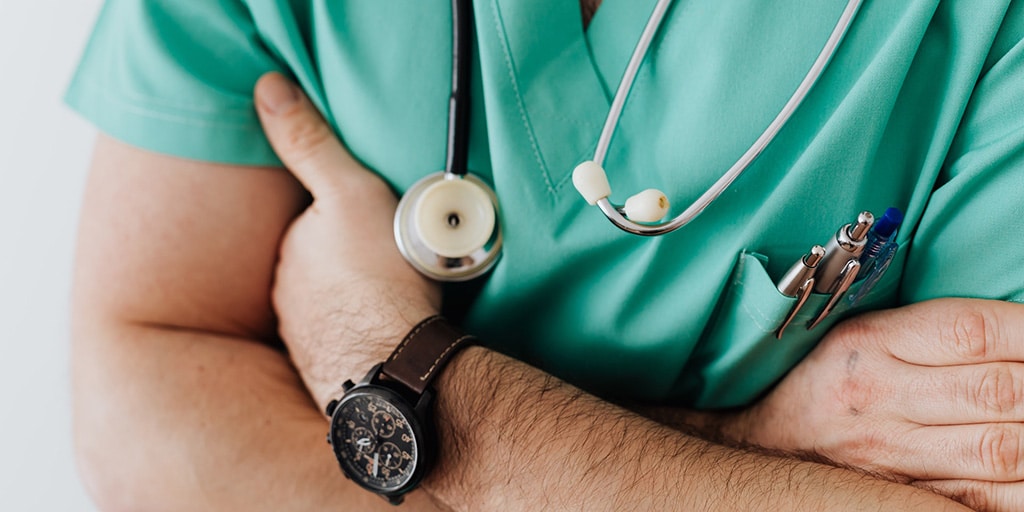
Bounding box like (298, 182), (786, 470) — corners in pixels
(848, 207), (903, 306)
(813, 211), (874, 293)
(775, 245), (825, 339)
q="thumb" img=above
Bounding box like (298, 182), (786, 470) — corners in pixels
(254, 72), (361, 200)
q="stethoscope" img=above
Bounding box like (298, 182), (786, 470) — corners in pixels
(395, 0), (864, 281)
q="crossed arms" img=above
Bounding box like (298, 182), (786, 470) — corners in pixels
(71, 75), (1022, 511)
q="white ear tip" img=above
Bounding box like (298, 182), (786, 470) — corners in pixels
(624, 189), (670, 223)
(572, 161), (612, 205)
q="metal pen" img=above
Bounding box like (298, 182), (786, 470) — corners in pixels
(777, 245), (826, 297)
(775, 245), (826, 338)
(857, 207), (903, 277)
(808, 258), (861, 329)
(812, 211), (874, 293)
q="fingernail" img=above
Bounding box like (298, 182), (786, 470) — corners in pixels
(258, 74), (300, 114)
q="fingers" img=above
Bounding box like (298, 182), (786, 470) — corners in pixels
(851, 299), (1024, 367)
(254, 72), (367, 201)
(874, 424), (1024, 483)
(896, 362), (1024, 424)
(916, 479), (1024, 512)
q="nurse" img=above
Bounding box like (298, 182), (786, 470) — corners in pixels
(67, 0), (1024, 509)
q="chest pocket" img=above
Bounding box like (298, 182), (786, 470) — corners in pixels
(677, 245), (907, 408)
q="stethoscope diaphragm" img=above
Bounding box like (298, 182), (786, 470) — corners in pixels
(394, 171), (502, 281)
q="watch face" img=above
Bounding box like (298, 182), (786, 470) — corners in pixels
(330, 388), (420, 493)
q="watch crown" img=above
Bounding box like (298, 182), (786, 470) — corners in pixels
(342, 380), (355, 392)
(325, 399), (339, 417)
(325, 433), (332, 445)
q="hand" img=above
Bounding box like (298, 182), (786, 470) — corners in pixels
(729, 298), (1024, 511)
(254, 72), (441, 409)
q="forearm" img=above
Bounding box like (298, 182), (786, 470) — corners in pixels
(72, 319), (440, 512)
(425, 347), (968, 511)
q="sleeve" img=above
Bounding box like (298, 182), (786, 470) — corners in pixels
(65, 0), (285, 166)
(900, 2), (1024, 303)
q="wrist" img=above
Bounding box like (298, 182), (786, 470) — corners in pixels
(288, 293), (440, 411)
(323, 316), (477, 505)
(423, 345), (504, 508)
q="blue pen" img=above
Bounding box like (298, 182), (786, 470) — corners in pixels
(858, 207), (903, 276)
(849, 207), (903, 306)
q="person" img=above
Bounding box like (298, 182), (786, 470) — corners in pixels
(67, 0), (1024, 510)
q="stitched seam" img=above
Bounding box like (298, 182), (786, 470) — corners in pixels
(740, 288), (780, 333)
(419, 335), (476, 381)
(735, 254), (780, 332)
(72, 83), (263, 129)
(387, 316), (443, 362)
(489, 0), (554, 194)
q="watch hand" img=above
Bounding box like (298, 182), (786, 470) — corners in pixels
(373, 453), (379, 477)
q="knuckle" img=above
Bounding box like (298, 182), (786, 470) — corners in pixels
(976, 425), (1023, 480)
(828, 313), (888, 356)
(969, 365), (1021, 415)
(829, 313), (873, 345)
(946, 307), (996, 361)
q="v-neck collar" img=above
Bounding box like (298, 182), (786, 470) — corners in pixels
(482, 0), (657, 196)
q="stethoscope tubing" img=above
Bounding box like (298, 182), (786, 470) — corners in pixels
(396, 0), (865, 281)
(446, 0), (473, 177)
(393, 0), (502, 282)
(592, 0), (864, 236)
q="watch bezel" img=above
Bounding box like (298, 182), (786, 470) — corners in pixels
(328, 381), (436, 503)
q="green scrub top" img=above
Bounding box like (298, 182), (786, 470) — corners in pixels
(67, 0), (1024, 408)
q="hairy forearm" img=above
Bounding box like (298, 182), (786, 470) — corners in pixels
(72, 319), (440, 512)
(425, 347), (968, 511)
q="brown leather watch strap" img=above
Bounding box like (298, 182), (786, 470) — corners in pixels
(381, 316), (477, 395)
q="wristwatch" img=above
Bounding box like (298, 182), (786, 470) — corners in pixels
(325, 315), (476, 505)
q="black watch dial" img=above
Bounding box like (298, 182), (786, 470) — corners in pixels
(330, 390), (419, 492)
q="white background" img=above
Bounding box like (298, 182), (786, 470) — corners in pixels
(1, 0), (103, 510)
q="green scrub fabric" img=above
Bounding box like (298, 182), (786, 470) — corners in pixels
(67, 0), (1024, 408)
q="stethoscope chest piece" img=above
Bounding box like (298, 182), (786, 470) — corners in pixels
(394, 171), (502, 281)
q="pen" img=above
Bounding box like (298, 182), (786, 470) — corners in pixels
(857, 207), (903, 277)
(848, 207), (903, 306)
(775, 245), (825, 338)
(777, 245), (826, 297)
(808, 258), (861, 329)
(812, 211), (874, 293)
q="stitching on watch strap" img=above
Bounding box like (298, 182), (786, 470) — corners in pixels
(387, 315), (443, 363)
(419, 334), (476, 382)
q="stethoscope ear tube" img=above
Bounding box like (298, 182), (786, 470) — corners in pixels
(576, 0), (864, 236)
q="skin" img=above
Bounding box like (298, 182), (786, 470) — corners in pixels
(68, 68), (1015, 510)
(643, 299), (1024, 509)
(580, 0), (603, 27)
(69, 72), (974, 511)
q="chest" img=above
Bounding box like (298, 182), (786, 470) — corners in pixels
(255, 0), (988, 404)
(579, 0), (603, 26)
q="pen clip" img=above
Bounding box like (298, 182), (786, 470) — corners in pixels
(807, 258), (861, 330)
(776, 276), (815, 339)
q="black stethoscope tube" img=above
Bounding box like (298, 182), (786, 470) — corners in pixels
(445, 0), (473, 177)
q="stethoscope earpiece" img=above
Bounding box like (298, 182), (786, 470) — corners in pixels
(395, 0), (863, 278)
(571, 161), (612, 205)
(395, 172), (502, 282)
(623, 189), (670, 223)
(574, 0), (863, 236)
(572, 160), (670, 224)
